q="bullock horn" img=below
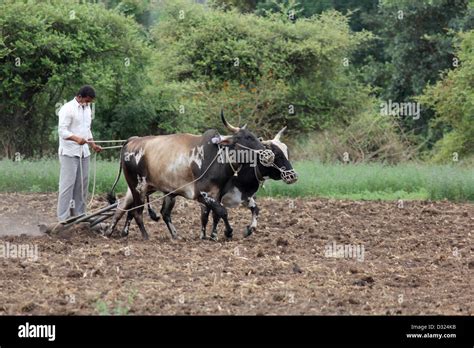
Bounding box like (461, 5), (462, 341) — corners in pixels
(273, 126), (287, 141)
(242, 124), (247, 129)
(221, 109), (240, 133)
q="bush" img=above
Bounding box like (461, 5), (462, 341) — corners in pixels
(150, 0), (374, 136)
(293, 106), (413, 164)
(418, 30), (474, 163)
(0, 1), (151, 159)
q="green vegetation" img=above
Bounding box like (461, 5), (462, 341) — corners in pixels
(0, 0), (151, 158)
(1, 159), (472, 202)
(260, 161), (474, 201)
(150, 1), (374, 139)
(1, 0), (473, 164)
(95, 290), (137, 315)
(0, 158), (129, 194)
(0, 0), (472, 202)
(418, 30), (474, 163)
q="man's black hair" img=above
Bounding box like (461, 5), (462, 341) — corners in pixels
(77, 85), (96, 98)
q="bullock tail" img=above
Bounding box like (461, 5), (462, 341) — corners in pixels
(106, 138), (130, 204)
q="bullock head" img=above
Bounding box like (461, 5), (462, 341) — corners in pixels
(218, 110), (265, 154)
(260, 127), (298, 184)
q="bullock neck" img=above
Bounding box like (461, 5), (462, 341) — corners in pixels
(254, 162), (266, 184)
(224, 146), (242, 176)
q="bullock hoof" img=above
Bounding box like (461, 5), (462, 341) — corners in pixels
(224, 229), (233, 240)
(148, 209), (160, 222)
(209, 234), (218, 242)
(104, 228), (114, 238)
(244, 226), (255, 238)
(200, 234), (207, 240)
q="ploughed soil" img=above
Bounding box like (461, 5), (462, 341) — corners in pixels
(0, 192), (472, 315)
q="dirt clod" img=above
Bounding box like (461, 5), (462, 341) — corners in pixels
(353, 276), (375, 286)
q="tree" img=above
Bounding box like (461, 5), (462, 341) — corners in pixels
(211, 0), (260, 13)
(151, 0), (374, 138)
(418, 30), (474, 162)
(359, 0), (472, 139)
(0, 0), (151, 158)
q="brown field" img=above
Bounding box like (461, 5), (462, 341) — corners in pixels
(0, 192), (472, 315)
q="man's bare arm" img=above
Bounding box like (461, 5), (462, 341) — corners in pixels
(66, 135), (87, 145)
(87, 138), (103, 152)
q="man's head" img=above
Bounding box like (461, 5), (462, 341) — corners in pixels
(76, 85), (96, 105)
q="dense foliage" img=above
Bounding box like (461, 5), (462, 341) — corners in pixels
(0, 0), (151, 158)
(0, 0), (472, 163)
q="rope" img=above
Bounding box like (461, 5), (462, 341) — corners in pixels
(235, 143), (262, 153)
(79, 145), (85, 209)
(224, 147), (242, 176)
(86, 140), (126, 208)
(87, 140), (127, 143)
(100, 145), (123, 149)
(254, 162), (266, 188)
(87, 151), (97, 208)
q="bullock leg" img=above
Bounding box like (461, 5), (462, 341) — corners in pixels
(243, 197), (259, 238)
(131, 174), (151, 240)
(161, 195), (178, 239)
(200, 205), (211, 240)
(210, 210), (220, 241)
(132, 205), (149, 240)
(106, 188), (133, 237)
(146, 193), (160, 222)
(130, 188), (149, 240)
(198, 192), (233, 240)
(121, 211), (134, 237)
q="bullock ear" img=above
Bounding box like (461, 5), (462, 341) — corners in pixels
(217, 135), (234, 145)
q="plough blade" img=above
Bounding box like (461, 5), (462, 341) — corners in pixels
(38, 202), (118, 234)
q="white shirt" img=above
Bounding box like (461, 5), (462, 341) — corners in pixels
(58, 97), (93, 157)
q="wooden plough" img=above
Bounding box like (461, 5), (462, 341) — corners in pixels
(38, 202), (118, 234)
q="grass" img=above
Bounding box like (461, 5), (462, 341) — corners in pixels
(0, 157), (129, 194)
(94, 290), (137, 315)
(0, 159), (473, 202)
(260, 161), (474, 202)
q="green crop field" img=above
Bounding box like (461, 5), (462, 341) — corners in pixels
(1, 159), (472, 202)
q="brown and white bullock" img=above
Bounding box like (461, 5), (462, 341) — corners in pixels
(105, 112), (266, 240)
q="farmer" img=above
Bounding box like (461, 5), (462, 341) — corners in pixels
(57, 85), (102, 222)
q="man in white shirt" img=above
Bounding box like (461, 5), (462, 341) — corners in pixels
(57, 85), (102, 222)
